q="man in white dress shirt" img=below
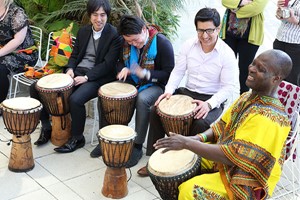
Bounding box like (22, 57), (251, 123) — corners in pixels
(137, 7), (240, 176)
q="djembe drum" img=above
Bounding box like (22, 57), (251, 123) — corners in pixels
(0, 97), (42, 172)
(98, 81), (137, 125)
(36, 73), (74, 146)
(98, 125), (136, 198)
(147, 148), (201, 200)
(157, 94), (196, 136)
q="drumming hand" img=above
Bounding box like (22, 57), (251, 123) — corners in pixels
(117, 67), (130, 81)
(154, 132), (187, 153)
(192, 100), (210, 119)
(135, 66), (146, 79)
(154, 93), (172, 106)
(66, 69), (74, 78)
(74, 76), (87, 86)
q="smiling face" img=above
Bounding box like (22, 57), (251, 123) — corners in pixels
(90, 7), (107, 32)
(123, 26), (147, 49)
(196, 21), (220, 51)
(246, 53), (280, 96)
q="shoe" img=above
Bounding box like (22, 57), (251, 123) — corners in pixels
(125, 147), (143, 168)
(34, 128), (51, 146)
(90, 144), (102, 158)
(54, 137), (85, 153)
(137, 165), (149, 177)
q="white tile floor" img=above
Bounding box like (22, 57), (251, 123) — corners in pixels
(1, 0), (300, 199)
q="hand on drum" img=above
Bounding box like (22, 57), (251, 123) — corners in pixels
(192, 100), (210, 119)
(74, 76), (87, 86)
(117, 67), (130, 81)
(154, 93), (172, 106)
(66, 69), (74, 78)
(154, 132), (188, 153)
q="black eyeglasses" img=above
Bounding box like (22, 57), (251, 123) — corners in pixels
(196, 28), (217, 34)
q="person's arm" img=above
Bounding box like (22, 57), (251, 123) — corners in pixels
(154, 132), (234, 166)
(205, 41), (239, 110)
(164, 38), (193, 94)
(0, 26), (27, 57)
(235, 0), (269, 18)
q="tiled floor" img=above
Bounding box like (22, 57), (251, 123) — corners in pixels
(1, 0), (300, 199)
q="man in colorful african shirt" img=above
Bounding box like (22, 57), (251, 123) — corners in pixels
(154, 49), (292, 200)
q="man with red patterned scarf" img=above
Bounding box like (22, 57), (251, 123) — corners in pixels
(90, 15), (175, 168)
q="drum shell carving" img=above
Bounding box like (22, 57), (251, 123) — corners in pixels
(98, 82), (137, 125)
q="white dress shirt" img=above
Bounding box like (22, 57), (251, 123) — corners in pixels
(164, 37), (239, 109)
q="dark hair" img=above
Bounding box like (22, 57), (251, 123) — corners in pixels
(194, 8), (220, 27)
(87, 0), (111, 18)
(118, 15), (146, 35)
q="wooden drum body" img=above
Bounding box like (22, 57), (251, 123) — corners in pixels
(157, 95), (196, 136)
(0, 97), (42, 172)
(147, 148), (201, 200)
(98, 125), (136, 199)
(99, 82), (137, 125)
(36, 74), (73, 146)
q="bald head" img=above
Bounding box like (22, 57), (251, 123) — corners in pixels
(261, 49), (292, 80)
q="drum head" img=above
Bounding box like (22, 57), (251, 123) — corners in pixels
(99, 82), (137, 98)
(1, 97), (41, 111)
(158, 95), (196, 116)
(36, 74), (73, 89)
(98, 124), (136, 141)
(148, 148), (197, 177)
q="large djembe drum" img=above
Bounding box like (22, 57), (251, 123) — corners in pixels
(157, 94), (196, 136)
(36, 73), (73, 146)
(0, 97), (42, 172)
(98, 125), (136, 199)
(98, 81), (137, 125)
(147, 148), (201, 200)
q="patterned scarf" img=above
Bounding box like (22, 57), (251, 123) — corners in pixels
(225, 9), (250, 37)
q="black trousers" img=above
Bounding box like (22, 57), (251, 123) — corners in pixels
(273, 39), (300, 86)
(0, 66), (11, 103)
(223, 34), (259, 94)
(146, 87), (224, 155)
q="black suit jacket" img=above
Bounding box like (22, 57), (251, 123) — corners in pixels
(67, 23), (122, 84)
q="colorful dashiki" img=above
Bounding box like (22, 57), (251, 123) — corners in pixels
(178, 92), (291, 200)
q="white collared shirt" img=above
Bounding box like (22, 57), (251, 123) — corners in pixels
(165, 37), (240, 109)
(276, 0), (300, 44)
(92, 26), (103, 40)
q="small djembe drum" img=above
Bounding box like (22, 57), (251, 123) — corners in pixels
(98, 125), (136, 199)
(0, 97), (42, 172)
(98, 81), (137, 125)
(36, 73), (74, 146)
(157, 94), (196, 136)
(147, 148), (201, 200)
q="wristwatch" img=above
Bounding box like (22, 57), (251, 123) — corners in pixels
(207, 102), (212, 110)
(84, 75), (88, 81)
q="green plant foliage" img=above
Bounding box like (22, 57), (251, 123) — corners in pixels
(18, 0), (185, 58)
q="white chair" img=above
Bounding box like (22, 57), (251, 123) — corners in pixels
(9, 25), (43, 98)
(271, 81), (300, 199)
(90, 98), (99, 146)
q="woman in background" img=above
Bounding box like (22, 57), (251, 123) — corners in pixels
(274, 0), (300, 86)
(220, 0), (269, 94)
(0, 0), (38, 103)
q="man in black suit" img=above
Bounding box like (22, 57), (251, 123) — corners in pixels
(31, 0), (122, 153)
